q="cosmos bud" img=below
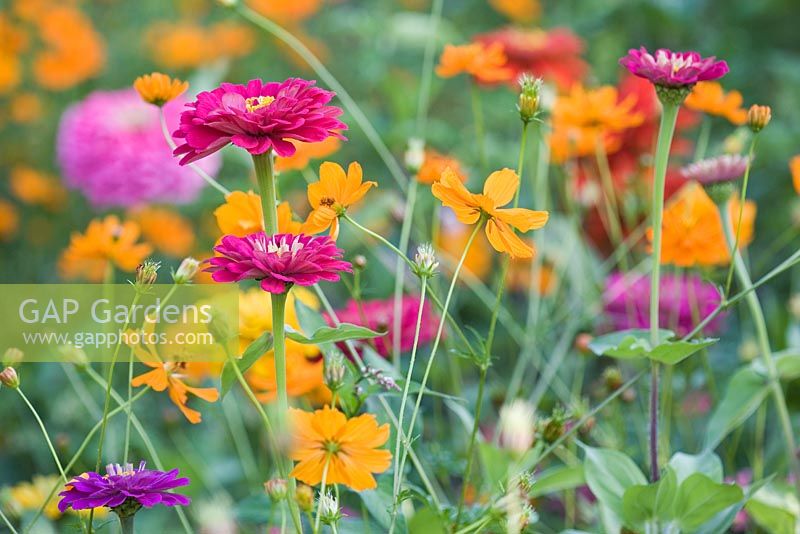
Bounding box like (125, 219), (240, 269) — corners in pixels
(0, 367), (20, 389)
(747, 105), (771, 133)
(173, 257), (200, 285)
(3, 347), (23, 366)
(324, 352), (347, 391)
(264, 478), (288, 502)
(135, 260), (160, 290)
(295, 484), (314, 512)
(404, 137), (425, 174)
(517, 74), (542, 123)
(412, 243), (439, 279)
(318, 490), (342, 526)
(497, 399), (536, 456)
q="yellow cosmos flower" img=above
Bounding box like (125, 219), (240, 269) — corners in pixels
(432, 167), (549, 259)
(304, 161), (377, 239)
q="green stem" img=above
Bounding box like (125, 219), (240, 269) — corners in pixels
(0, 507), (18, 534)
(17, 389), (67, 482)
(455, 364), (488, 528)
(753, 403), (766, 480)
(313, 456), (331, 534)
(648, 100), (680, 481)
(693, 118), (711, 162)
(596, 140), (629, 271)
(470, 82), (487, 172)
(342, 214), (416, 270)
(271, 292), (290, 426)
(392, 180), (418, 371)
(513, 121), (529, 207)
(414, 0), (443, 137)
(253, 152), (279, 235)
(721, 204), (800, 495)
(723, 136), (758, 296)
(118, 514), (135, 534)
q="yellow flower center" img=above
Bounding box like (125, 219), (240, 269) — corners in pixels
(245, 95), (275, 113)
(323, 440), (341, 454)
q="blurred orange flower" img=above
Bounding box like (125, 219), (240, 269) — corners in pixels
(9, 166), (66, 211)
(0, 13), (27, 95)
(304, 162), (377, 239)
(133, 72), (188, 107)
(0, 199), (19, 242)
(130, 207), (195, 258)
(214, 191), (302, 236)
(550, 84), (644, 163)
(437, 214), (493, 280)
(9, 92), (43, 123)
(275, 137), (342, 173)
(432, 167), (548, 258)
(489, 0), (541, 23)
(145, 22), (254, 70)
(417, 150), (467, 185)
(649, 181), (755, 267)
(59, 215), (152, 282)
(247, 0), (323, 25)
(790, 155), (800, 196)
(210, 21), (256, 59)
(289, 405), (391, 491)
(506, 255), (556, 295)
(685, 82), (747, 125)
(436, 42), (513, 84)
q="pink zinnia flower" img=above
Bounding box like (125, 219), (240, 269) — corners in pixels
(681, 154), (749, 185)
(619, 47), (729, 87)
(57, 89), (219, 208)
(603, 272), (725, 336)
(173, 78), (347, 165)
(325, 296), (438, 358)
(206, 232), (352, 294)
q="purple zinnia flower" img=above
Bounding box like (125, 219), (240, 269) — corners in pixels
(173, 78), (347, 165)
(58, 462), (190, 517)
(324, 296), (439, 358)
(602, 272), (725, 336)
(206, 232), (352, 294)
(681, 154), (750, 185)
(619, 47), (729, 87)
(57, 89), (219, 208)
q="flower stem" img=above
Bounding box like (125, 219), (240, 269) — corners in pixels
(392, 179), (418, 371)
(313, 456), (331, 534)
(648, 100), (680, 481)
(0, 507), (18, 534)
(253, 152), (279, 235)
(16, 388), (67, 482)
(693, 118), (711, 162)
(342, 214), (416, 270)
(723, 135), (758, 297)
(271, 292), (290, 426)
(470, 82), (487, 172)
(455, 364), (488, 528)
(118, 514), (135, 534)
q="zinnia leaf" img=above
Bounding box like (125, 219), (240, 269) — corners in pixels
(284, 323), (385, 344)
(220, 331), (273, 398)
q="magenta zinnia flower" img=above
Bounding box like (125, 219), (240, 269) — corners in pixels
(207, 232), (352, 294)
(619, 47), (729, 87)
(57, 89), (219, 208)
(325, 296), (438, 358)
(58, 462), (190, 516)
(172, 78), (347, 165)
(681, 154), (749, 185)
(602, 272), (725, 336)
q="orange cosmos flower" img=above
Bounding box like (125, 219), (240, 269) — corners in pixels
(489, 0), (541, 23)
(437, 214), (493, 280)
(9, 92), (43, 123)
(417, 150), (467, 185)
(790, 155), (800, 196)
(130, 206), (195, 258)
(247, 0), (323, 25)
(214, 191), (303, 236)
(650, 181), (755, 267)
(304, 162), (377, 239)
(550, 84), (644, 163)
(128, 327), (219, 424)
(59, 216), (152, 281)
(289, 405), (391, 491)
(432, 167), (549, 259)
(685, 82), (747, 125)
(506, 255), (556, 295)
(9, 165), (66, 211)
(0, 199), (19, 242)
(133, 72), (188, 107)
(275, 137), (342, 173)
(435, 42), (513, 84)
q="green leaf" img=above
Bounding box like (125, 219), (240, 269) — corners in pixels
(705, 367), (770, 449)
(694, 476), (773, 534)
(654, 467), (678, 520)
(528, 465), (585, 498)
(668, 451), (723, 484)
(220, 331), (273, 398)
(745, 481), (800, 534)
(359, 477), (396, 530)
(588, 328), (716, 364)
(675, 473), (743, 531)
(582, 445), (647, 518)
(621, 483), (657, 529)
(407, 505), (446, 534)
(648, 338), (717, 364)
(285, 323), (385, 345)
(758, 349), (800, 381)
(478, 443), (513, 491)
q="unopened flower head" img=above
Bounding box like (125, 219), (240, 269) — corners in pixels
(3, 347), (23, 366)
(58, 345), (89, 367)
(324, 352), (347, 391)
(681, 154), (750, 186)
(173, 257), (200, 284)
(517, 74), (542, 123)
(0, 366), (20, 389)
(135, 260), (160, 289)
(295, 484), (314, 512)
(264, 478), (288, 502)
(404, 137), (425, 174)
(498, 399), (536, 455)
(539, 407), (569, 444)
(318, 490), (342, 526)
(747, 104), (771, 133)
(413, 243), (439, 278)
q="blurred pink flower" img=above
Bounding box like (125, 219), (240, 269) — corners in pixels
(681, 154), (749, 185)
(619, 47), (728, 87)
(207, 232), (351, 294)
(173, 78), (346, 165)
(57, 89), (218, 208)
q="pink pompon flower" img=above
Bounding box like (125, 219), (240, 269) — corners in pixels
(173, 78), (347, 165)
(206, 232), (352, 294)
(681, 154), (750, 185)
(619, 47), (729, 87)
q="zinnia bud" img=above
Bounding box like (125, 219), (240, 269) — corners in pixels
(295, 484), (314, 512)
(3, 347), (23, 366)
(353, 255), (367, 270)
(135, 260), (160, 289)
(173, 257), (200, 285)
(324, 352), (347, 391)
(0, 366), (20, 388)
(404, 138), (425, 174)
(497, 399), (536, 455)
(412, 243), (439, 278)
(747, 105), (771, 133)
(318, 490), (342, 526)
(517, 74), (542, 123)
(264, 478), (288, 502)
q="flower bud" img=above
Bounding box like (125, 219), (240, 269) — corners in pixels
(0, 366), (20, 388)
(295, 484), (314, 512)
(603, 367), (623, 391)
(705, 182), (735, 205)
(404, 137), (425, 174)
(135, 260), (160, 290)
(318, 490), (342, 526)
(497, 399), (536, 455)
(58, 345), (89, 367)
(412, 243), (439, 279)
(517, 74), (542, 123)
(353, 255), (367, 270)
(573, 333), (593, 356)
(324, 352), (347, 391)
(3, 347), (23, 366)
(173, 257), (200, 285)
(539, 408), (567, 445)
(264, 478), (288, 502)
(747, 105), (771, 133)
